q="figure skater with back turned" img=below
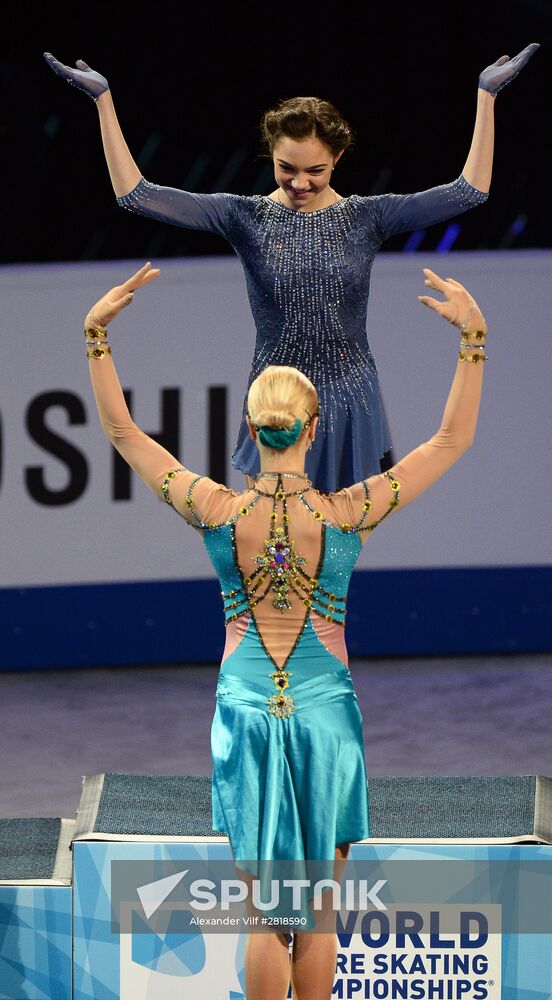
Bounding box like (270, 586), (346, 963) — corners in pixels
(82, 259), (488, 999)
(45, 43), (536, 492)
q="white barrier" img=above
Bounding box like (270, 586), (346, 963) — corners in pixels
(1, 251), (551, 590)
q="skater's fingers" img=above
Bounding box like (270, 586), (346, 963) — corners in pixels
(114, 292), (134, 309)
(43, 52), (72, 76)
(422, 268), (451, 295)
(140, 268), (161, 286)
(511, 42), (540, 66)
(120, 262), (160, 292)
(417, 294), (446, 314)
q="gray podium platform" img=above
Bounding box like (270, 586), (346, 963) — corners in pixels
(72, 771), (552, 842)
(2, 776), (552, 999)
(68, 773), (552, 1000)
(0, 817), (74, 884)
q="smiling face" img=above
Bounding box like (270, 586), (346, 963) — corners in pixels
(272, 135), (343, 210)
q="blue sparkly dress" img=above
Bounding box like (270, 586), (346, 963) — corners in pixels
(118, 175), (488, 490)
(159, 464), (401, 927)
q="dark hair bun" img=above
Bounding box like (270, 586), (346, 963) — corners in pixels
(260, 97), (354, 158)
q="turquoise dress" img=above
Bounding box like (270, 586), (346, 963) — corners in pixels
(211, 612), (368, 929)
(170, 466), (400, 928)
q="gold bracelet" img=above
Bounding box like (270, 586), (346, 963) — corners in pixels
(86, 345), (112, 360)
(459, 349), (487, 363)
(84, 325), (108, 341)
(461, 328), (486, 342)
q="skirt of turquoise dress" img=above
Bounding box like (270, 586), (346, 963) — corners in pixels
(210, 614), (370, 930)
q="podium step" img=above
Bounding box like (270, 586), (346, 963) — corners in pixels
(72, 772), (552, 843)
(0, 817), (74, 884)
(74, 772), (226, 839)
(0, 819), (74, 999)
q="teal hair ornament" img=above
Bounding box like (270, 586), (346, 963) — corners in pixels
(258, 418), (303, 449)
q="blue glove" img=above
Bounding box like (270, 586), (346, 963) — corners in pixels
(43, 52), (109, 101)
(479, 43), (540, 96)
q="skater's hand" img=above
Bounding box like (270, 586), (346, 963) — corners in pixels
(417, 269), (487, 335)
(85, 263), (160, 329)
(43, 52), (110, 101)
(478, 43), (540, 96)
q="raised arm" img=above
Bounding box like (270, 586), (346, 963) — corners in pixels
(342, 269), (488, 535)
(43, 54), (230, 235)
(83, 263), (210, 520)
(43, 53), (140, 196)
(371, 43), (540, 241)
(96, 90), (142, 197)
(463, 42), (540, 192)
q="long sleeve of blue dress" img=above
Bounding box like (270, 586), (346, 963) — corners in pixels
(369, 175), (488, 241)
(116, 174), (487, 238)
(116, 174), (488, 491)
(117, 178), (230, 236)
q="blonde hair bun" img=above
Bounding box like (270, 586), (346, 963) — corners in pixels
(248, 366), (318, 451)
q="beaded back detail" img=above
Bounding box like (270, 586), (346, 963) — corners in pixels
(254, 526), (306, 613)
(160, 465), (401, 719)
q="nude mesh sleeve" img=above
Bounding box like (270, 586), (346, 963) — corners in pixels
(87, 338), (239, 528)
(336, 353), (485, 540)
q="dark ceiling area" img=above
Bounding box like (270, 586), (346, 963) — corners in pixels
(2, 2), (550, 263)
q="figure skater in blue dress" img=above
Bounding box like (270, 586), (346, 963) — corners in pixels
(83, 259), (488, 999)
(44, 43), (537, 494)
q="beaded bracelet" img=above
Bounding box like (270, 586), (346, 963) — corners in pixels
(459, 341), (486, 351)
(461, 328), (486, 342)
(459, 350), (488, 363)
(84, 325), (108, 341)
(86, 345), (112, 360)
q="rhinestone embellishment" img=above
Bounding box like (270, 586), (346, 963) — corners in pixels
(166, 466), (403, 722)
(267, 689), (295, 719)
(161, 467), (186, 506)
(253, 526), (306, 613)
